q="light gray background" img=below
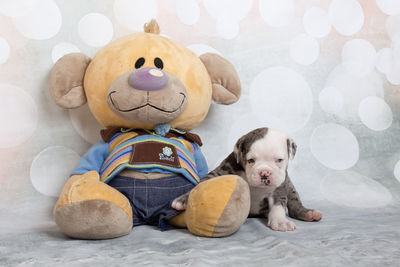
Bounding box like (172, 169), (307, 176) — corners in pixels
(0, 0), (399, 266)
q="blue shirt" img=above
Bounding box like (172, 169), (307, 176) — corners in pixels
(71, 139), (209, 180)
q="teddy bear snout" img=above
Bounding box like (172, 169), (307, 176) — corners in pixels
(128, 67), (168, 91)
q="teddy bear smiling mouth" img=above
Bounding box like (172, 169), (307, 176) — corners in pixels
(108, 91), (187, 113)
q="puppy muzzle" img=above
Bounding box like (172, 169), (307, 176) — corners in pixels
(259, 169), (273, 186)
(260, 174), (271, 185)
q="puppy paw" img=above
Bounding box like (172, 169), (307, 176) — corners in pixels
(171, 192), (189, 211)
(305, 210), (322, 222)
(268, 218), (296, 232)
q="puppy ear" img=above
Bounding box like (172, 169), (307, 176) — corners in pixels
(234, 135), (246, 164)
(287, 138), (297, 159)
(199, 53), (241, 105)
(233, 143), (240, 164)
(49, 53), (91, 109)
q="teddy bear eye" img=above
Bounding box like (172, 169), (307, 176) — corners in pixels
(154, 57), (164, 69)
(135, 57), (145, 69)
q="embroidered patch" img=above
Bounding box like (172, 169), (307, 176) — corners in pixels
(130, 141), (180, 168)
(159, 146), (175, 162)
(162, 146), (173, 157)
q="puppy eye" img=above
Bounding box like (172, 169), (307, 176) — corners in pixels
(135, 57), (145, 69)
(247, 159), (255, 164)
(154, 57), (164, 69)
(276, 159), (283, 163)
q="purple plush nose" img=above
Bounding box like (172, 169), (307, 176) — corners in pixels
(128, 67), (168, 91)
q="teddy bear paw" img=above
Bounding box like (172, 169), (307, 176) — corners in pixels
(54, 199), (132, 239)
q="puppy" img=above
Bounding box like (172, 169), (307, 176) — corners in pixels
(172, 127), (322, 232)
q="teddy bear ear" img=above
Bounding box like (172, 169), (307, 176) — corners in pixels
(49, 53), (91, 109)
(200, 53), (241, 105)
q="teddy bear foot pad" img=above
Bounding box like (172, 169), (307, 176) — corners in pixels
(54, 199), (133, 240)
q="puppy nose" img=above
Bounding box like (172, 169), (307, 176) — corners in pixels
(260, 169), (271, 178)
(128, 67), (168, 91)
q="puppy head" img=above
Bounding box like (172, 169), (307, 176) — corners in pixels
(234, 128), (296, 188)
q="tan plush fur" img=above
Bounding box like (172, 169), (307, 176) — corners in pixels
(50, 20), (249, 239)
(84, 33), (212, 130)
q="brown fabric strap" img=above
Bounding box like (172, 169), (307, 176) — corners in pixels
(100, 127), (202, 146)
(180, 132), (203, 147)
(100, 127), (121, 142)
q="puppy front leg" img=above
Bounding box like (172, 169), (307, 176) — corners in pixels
(172, 192), (190, 211)
(285, 177), (322, 222)
(267, 197), (296, 232)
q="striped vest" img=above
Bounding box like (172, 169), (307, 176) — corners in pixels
(99, 129), (201, 185)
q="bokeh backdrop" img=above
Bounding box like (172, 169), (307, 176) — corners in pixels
(0, 0), (399, 229)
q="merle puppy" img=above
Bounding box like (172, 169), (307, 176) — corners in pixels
(172, 127), (322, 231)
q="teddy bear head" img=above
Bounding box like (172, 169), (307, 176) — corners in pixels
(50, 20), (241, 131)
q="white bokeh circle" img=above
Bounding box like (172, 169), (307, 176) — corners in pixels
(319, 86), (344, 115)
(375, 48), (392, 74)
(250, 67), (313, 133)
(358, 96), (392, 131)
(377, 43), (400, 85)
(203, 0), (252, 39)
(0, 84), (38, 148)
(386, 63), (400, 85)
(311, 123), (359, 170)
(328, 0), (364, 36)
(69, 104), (103, 145)
(175, 0), (200, 25)
(259, 0), (295, 27)
(30, 146), (81, 197)
(386, 15), (400, 43)
(203, 0), (253, 21)
(386, 67), (400, 85)
(392, 43), (400, 63)
(226, 113), (264, 152)
(51, 42), (80, 63)
(376, 0), (400, 16)
(384, 42), (400, 85)
(187, 44), (221, 56)
(320, 171), (392, 208)
(78, 13), (113, 47)
(216, 14), (239, 39)
(324, 64), (384, 120)
(382, 41), (400, 85)
(303, 7), (331, 38)
(12, 0), (61, 40)
(394, 160), (400, 183)
(290, 34), (320, 65)
(113, 0), (157, 31)
(342, 39), (376, 77)
(0, 37), (10, 64)
(0, 0), (37, 17)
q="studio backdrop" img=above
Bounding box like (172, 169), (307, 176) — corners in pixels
(0, 0), (399, 231)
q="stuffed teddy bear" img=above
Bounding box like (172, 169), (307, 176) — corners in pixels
(49, 20), (250, 239)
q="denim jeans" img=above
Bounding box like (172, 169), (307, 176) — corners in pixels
(108, 174), (195, 230)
